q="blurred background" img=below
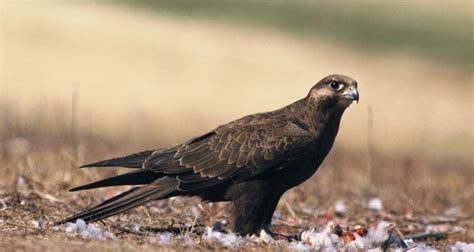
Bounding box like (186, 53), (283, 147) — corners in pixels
(1, 0), (473, 213)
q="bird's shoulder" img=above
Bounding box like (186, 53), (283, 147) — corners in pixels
(215, 109), (313, 138)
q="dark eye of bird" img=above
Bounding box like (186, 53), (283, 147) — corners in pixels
(329, 81), (340, 90)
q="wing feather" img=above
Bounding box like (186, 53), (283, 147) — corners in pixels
(141, 115), (313, 192)
(178, 178), (222, 191)
(227, 141), (241, 164)
(218, 145), (231, 160)
(236, 151), (249, 168)
(197, 159), (228, 177)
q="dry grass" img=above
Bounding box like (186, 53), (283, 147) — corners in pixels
(1, 1), (473, 250)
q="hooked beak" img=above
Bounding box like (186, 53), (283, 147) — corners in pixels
(342, 87), (359, 103)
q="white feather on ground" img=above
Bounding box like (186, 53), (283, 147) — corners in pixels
(54, 219), (116, 240)
(368, 197), (384, 211)
(53, 219), (473, 250)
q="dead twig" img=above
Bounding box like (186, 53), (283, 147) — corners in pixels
(0, 197), (10, 211)
(405, 231), (449, 241)
(285, 202), (296, 219)
(3, 221), (37, 230)
(110, 224), (145, 236)
(33, 191), (63, 203)
(421, 215), (473, 225)
(366, 105), (373, 189)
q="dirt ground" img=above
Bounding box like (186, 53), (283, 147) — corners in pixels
(0, 173), (473, 251)
(1, 1), (473, 251)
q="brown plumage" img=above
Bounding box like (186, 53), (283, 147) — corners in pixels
(57, 74), (359, 236)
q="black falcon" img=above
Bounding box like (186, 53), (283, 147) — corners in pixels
(58, 74), (359, 236)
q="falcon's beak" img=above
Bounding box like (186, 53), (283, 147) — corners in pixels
(342, 87), (359, 103)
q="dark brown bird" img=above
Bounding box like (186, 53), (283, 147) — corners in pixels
(58, 74), (359, 236)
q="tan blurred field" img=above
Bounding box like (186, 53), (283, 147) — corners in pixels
(3, 1), (473, 158)
(1, 1), (473, 250)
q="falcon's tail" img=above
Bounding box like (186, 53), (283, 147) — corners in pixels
(79, 150), (155, 168)
(69, 169), (160, 192)
(56, 177), (179, 225)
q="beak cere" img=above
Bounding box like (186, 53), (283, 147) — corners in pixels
(343, 87), (359, 103)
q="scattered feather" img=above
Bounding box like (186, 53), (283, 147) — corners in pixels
(148, 233), (173, 245)
(449, 242), (474, 252)
(202, 226), (244, 247)
(257, 229), (274, 244)
(334, 200), (347, 215)
(31, 219), (46, 230)
(368, 198), (384, 211)
(366, 221), (392, 246)
(56, 219), (116, 240)
(290, 222), (342, 250)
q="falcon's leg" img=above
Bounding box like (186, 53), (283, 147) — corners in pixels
(261, 193), (283, 231)
(228, 181), (282, 236)
(260, 193), (298, 241)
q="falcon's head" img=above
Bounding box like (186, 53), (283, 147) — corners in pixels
(307, 74), (359, 110)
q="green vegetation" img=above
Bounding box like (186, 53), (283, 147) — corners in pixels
(119, 0), (473, 69)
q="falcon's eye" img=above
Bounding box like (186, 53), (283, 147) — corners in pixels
(329, 81), (344, 91)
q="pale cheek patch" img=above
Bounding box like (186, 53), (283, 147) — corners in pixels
(311, 89), (334, 99)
